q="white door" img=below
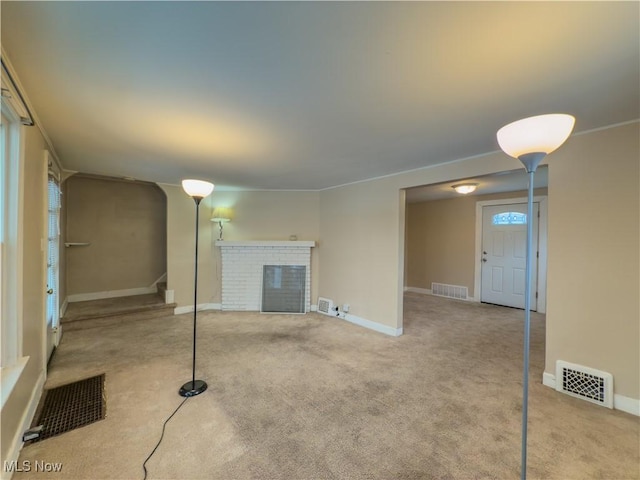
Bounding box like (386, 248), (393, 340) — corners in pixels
(46, 172), (61, 362)
(481, 203), (538, 310)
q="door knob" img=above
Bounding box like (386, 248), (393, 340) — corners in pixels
(482, 258), (487, 263)
(47, 288), (54, 294)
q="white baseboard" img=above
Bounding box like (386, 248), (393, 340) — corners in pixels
(164, 289), (175, 304)
(174, 303), (222, 315)
(542, 371), (556, 389)
(59, 297), (68, 318)
(2, 368), (46, 480)
(310, 304), (318, 312)
(542, 372), (639, 416)
(405, 286), (432, 295)
(613, 394), (640, 416)
(337, 312), (402, 337)
(67, 286), (158, 303)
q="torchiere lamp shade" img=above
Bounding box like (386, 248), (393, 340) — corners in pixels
(497, 114), (575, 159)
(182, 179), (214, 199)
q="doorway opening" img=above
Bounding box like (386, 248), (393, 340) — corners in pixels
(402, 167), (549, 330)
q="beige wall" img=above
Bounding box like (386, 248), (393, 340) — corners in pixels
(319, 180), (405, 328)
(406, 188), (547, 297)
(161, 187), (320, 308)
(319, 121), (638, 401)
(319, 153), (522, 331)
(1, 124), (48, 466)
(65, 176), (167, 296)
(546, 123), (639, 400)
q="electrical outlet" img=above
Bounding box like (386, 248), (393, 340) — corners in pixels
(342, 304), (350, 313)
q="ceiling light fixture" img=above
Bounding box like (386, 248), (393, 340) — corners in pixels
(451, 183), (478, 194)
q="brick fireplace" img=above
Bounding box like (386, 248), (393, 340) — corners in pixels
(216, 241), (315, 312)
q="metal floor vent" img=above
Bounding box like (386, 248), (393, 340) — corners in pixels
(431, 283), (468, 300)
(30, 374), (106, 443)
(317, 297), (334, 315)
(555, 361), (613, 409)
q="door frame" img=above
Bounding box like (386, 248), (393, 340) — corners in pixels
(474, 196), (548, 313)
(42, 150), (62, 368)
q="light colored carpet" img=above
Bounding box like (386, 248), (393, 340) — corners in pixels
(16, 293), (639, 479)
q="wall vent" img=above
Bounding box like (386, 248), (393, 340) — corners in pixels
(555, 360), (613, 409)
(317, 297), (334, 316)
(431, 283), (468, 300)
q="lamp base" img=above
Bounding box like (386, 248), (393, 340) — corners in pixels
(178, 380), (208, 397)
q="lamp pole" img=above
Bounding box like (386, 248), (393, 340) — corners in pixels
(179, 179), (214, 397)
(517, 153), (545, 480)
(497, 114), (575, 480)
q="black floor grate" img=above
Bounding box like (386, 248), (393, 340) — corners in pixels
(31, 374), (106, 443)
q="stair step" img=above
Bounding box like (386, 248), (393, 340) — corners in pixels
(61, 294), (176, 331)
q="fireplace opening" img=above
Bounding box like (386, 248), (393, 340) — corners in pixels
(261, 265), (306, 314)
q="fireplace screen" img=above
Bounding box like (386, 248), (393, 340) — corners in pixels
(261, 265), (306, 313)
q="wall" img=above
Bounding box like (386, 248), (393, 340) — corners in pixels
(1, 123), (48, 470)
(160, 187), (320, 309)
(406, 188), (547, 297)
(319, 153), (521, 331)
(319, 121), (638, 404)
(546, 122), (639, 402)
(65, 176), (167, 297)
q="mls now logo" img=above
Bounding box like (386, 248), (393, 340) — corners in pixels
(4, 460), (63, 473)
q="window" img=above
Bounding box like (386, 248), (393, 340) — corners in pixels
(492, 211), (527, 225)
(1, 92), (26, 403)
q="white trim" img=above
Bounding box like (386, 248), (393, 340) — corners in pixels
(42, 151), (50, 369)
(542, 371), (556, 389)
(173, 303), (221, 315)
(215, 240), (315, 248)
(67, 286), (157, 303)
(310, 304), (318, 312)
(338, 312), (403, 337)
(405, 286), (432, 295)
(60, 297), (68, 318)
(614, 394), (640, 417)
(150, 272), (167, 287)
(474, 196), (548, 313)
(164, 289), (175, 304)
(0, 356), (28, 410)
(541, 372), (639, 416)
(1, 367), (45, 480)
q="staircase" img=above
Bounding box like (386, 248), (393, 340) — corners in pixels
(61, 286), (176, 331)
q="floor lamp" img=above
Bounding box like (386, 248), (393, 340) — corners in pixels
(496, 114), (575, 480)
(179, 179), (215, 397)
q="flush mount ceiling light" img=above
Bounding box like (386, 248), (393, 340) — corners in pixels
(451, 183), (478, 194)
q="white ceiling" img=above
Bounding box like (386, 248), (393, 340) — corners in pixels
(405, 166), (548, 203)
(2, 2), (638, 190)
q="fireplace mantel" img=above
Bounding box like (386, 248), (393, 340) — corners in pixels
(215, 240), (315, 248)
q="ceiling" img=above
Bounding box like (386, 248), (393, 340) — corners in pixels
(405, 167), (548, 203)
(2, 2), (638, 191)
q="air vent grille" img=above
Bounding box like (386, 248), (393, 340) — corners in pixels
(317, 297), (334, 315)
(555, 361), (613, 408)
(431, 283), (468, 300)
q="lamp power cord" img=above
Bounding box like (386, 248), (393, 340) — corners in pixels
(142, 397), (189, 480)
